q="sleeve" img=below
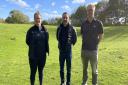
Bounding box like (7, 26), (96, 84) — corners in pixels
(98, 21), (104, 34)
(80, 23), (83, 34)
(45, 31), (49, 55)
(56, 26), (61, 49)
(71, 27), (77, 45)
(56, 26), (60, 41)
(26, 29), (31, 46)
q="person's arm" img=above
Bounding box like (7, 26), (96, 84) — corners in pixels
(72, 27), (77, 45)
(26, 29), (31, 46)
(56, 26), (62, 49)
(98, 34), (103, 43)
(80, 25), (83, 35)
(56, 26), (60, 41)
(98, 21), (104, 43)
(45, 32), (49, 56)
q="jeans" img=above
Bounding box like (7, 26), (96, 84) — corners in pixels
(81, 50), (98, 85)
(59, 50), (72, 84)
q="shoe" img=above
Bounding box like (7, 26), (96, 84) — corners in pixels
(82, 83), (87, 85)
(66, 82), (70, 85)
(66, 83), (70, 85)
(60, 83), (65, 85)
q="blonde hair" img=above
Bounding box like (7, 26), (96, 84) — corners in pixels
(87, 4), (96, 10)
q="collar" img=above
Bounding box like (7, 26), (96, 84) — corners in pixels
(85, 18), (96, 23)
(34, 24), (45, 31)
(61, 23), (70, 27)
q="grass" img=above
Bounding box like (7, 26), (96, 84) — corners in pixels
(0, 23), (128, 85)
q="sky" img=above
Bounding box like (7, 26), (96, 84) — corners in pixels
(0, 0), (101, 21)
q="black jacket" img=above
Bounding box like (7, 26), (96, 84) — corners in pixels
(26, 25), (49, 59)
(56, 23), (77, 51)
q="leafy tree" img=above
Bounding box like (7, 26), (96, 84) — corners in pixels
(5, 10), (29, 23)
(0, 18), (5, 23)
(42, 20), (49, 25)
(71, 5), (87, 26)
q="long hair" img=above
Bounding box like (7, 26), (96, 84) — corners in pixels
(41, 23), (47, 32)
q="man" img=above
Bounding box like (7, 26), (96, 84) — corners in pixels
(81, 4), (104, 85)
(56, 12), (77, 85)
(26, 11), (49, 85)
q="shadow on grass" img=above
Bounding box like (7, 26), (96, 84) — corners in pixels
(75, 26), (128, 41)
(103, 26), (128, 41)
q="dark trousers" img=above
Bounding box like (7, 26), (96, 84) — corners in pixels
(29, 56), (46, 85)
(59, 50), (72, 84)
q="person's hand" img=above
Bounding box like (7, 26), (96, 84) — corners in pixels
(47, 52), (49, 56)
(68, 34), (72, 44)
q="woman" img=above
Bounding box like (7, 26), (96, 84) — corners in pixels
(26, 11), (49, 85)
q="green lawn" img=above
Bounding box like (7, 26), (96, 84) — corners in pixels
(0, 23), (128, 85)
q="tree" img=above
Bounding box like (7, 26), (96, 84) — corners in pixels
(107, 0), (124, 18)
(0, 18), (5, 23)
(46, 17), (62, 25)
(123, 0), (128, 24)
(5, 10), (29, 23)
(95, 0), (128, 24)
(71, 5), (87, 26)
(42, 20), (48, 25)
(95, 0), (109, 22)
(55, 17), (62, 25)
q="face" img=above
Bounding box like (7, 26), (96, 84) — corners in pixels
(34, 14), (42, 26)
(62, 14), (69, 25)
(87, 5), (95, 18)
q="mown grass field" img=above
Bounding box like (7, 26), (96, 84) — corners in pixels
(0, 23), (128, 85)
